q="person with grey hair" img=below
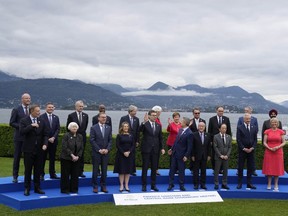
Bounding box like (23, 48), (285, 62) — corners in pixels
(167, 117), (193, 191)
(237, 106), (258, 176)
(66, 100), (88, 178)
(60, 122), (83, 194)
(236, 113), (258, 190)
(119, 105), (140, 176)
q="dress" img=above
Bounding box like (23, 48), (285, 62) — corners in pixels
(262, 129), (285, 176)
(113, 134), (134, 174)
(166, 122), (182, 147)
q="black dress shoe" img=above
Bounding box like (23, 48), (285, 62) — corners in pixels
(180, 186), (186, 191)
(79, 173), (86, 178)
(34, 188), (45, 194)
(247, 184), (256, 189)
(101, 187), (108, 193)
(151, 186), (159, 191)
(200, 185), (207, 190)
(125, 188), (130, 192)
(167, 184), (174, 191)
(12, 178), (18, 183)
(131, 173), (137, 176)
(194, 185), (199, 190)
(252, 171), (258, 176)
(24, 189), (30, 196)
(214, 185), (219, 190)
(156, 171), (161, 176)
(61, 190), (70, 194)
(237, 183), (242, 189)
(219, 170), (224, 175)
(221, 184), (230, 190)
(142, 185), (147, 192)
(50, 174), (60, 179)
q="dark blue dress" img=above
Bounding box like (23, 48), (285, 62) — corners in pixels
(113, 134), (134, 174)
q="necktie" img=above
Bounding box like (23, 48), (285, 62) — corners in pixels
(218, 117), (222, 126)
(101, 124), (105, 137)
(33, 118), (36, 123)
(152, 122), (155, 134)
(130, 117), (133, 128)
(222, 134), (225, 145)
(49, 114), (53, 128)
(246, 124), (250, 133)
(200, 132), (204, 144)
(79, 112), (82, 125)
(25, 106), (29, 116)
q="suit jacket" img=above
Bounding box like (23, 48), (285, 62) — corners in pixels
(140, 121), (163, 154)
(60, 132), (83, 161)
(19, 116), (49, 153)
(9, 105), (27, 141)
(119, 114), (140, 143)
(213, 133), (232, 160)
(92, 114), (112, 128)
(66, 111), (89, 138)
(236, 124), (258, 150)
(171, 128), (193, 159)
(192, 131), (211, 160)
(208, 115), (232, 140)
(90, 123), (112, 156)
(261, 119), (282, 143)
(39, 113), (60, 143)
(237, 116), (259, 133)
(189, 118), (206, 132)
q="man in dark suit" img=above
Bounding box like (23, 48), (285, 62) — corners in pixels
(208, 106), (231, 171)
(90, 112), (112, 193)
(236, 113), (258, 189)
(140, 110), (165, 192)
(213, 123), (232, 190)
(191, 122), (211, 190)
(167, 117), (192, 191)
(189, 107), (206, 173)
(40, 102), (60, 180)
(66, 100), (89, 178)
(9, 93), (31, 183)
(19, 104), (49, 196)
(262, 109), (282, 144)
(237, 106), (258, 176)
(92, 104), (112, 128)
(119, 105), (140, 176)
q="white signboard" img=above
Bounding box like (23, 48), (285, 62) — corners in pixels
(114, 191), (223, 206)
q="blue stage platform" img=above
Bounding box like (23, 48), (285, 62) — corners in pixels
(1, 169), (288, 211)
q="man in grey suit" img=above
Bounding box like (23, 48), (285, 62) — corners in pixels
(213, 123), (232, 190)
(90, 112), (112, 193)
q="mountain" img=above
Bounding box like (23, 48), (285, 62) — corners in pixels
(96, 83), (129, 95)
(0, 78), (134, 109)
(280, 100), (288, 108)
(122, 82), (288, 113)
(0, 71), (22, 82)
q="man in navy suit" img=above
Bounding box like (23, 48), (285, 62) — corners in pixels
(119, 105), (140, 176)
(237, 106), (258, 176)
(191, 122), (211, 190)
(140, 110), (165, 192)
(9, 93), (31, 183)
(167, 117), (193, 191)
(19, 104), (49, 196)
(208, 106), (232, 171)
(236, 113), (258, 189)
(66, 100), (89, 178)
(92, 104), (112, 128)
(40, 102), (60, 179)
(90, 112), (112, 193)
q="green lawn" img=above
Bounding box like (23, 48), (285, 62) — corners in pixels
(0, 157), (287, 215)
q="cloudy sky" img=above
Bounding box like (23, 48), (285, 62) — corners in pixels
(1, 0), (288, 103)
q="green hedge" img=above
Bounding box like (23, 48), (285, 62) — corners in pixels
(1, 124), (287, 170)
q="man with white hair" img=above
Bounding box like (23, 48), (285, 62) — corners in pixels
(66, 100), (89, 178)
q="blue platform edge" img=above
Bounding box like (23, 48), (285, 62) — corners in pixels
(1, 169), (288, 211)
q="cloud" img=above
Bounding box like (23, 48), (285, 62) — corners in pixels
(1, 0), (288, 103)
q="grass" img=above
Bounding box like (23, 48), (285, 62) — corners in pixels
(0, 157), (287, 215)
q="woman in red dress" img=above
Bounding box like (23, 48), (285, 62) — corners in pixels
(262, 118), (286, 191)
(166, 112), (182, 149)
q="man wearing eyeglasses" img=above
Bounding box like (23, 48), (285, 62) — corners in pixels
(140, 110), (165, 192)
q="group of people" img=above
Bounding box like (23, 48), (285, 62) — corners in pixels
(9, 93), (286, 196)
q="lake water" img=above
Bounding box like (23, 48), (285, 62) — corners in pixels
(1, 108), (288, 138)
